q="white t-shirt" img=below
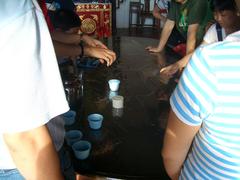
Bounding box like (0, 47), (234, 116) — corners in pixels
(0, 0), (69, 169)
(203, 23), (226, 44)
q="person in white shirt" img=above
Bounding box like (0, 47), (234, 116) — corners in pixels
(0, 0), (69, 179)
(203, 23), (226, 43)
(153, 0), (170, 24)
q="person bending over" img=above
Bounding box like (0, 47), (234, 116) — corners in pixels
(160, 0), (240, 77)
(146, 0), (212, 74)
(51, 9), (116, 66)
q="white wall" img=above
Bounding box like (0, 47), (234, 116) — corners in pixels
(116, 0), (155, 28)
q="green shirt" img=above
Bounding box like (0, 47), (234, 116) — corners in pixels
(167, 0), (213, 44)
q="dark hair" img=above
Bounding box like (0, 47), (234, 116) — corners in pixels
(51, 9), (81, 31)
(210, 0), (237, 12)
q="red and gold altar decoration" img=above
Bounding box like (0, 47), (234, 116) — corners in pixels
(76, 3), (112, 38)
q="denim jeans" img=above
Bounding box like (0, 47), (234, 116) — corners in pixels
(0, 169), (24, 180)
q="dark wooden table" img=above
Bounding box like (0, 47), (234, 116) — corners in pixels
(64, 36), (179, 179)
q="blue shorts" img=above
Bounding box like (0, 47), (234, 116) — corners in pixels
(0, 169), (24, 180)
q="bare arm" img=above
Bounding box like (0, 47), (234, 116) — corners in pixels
(162, 109), (200, 179)
(81, 35), (108, 49)
(160, 52), (193, 77)
(146, 19), (175, 52)
(160, 23), (200, 76)
(51, 30), (107, 49)
(53, 41), (116, 66)
(51, 30), (81, 45)
(84, 46), (116, 66)
(53, 40), (82, 58)
(176, 35), (208, 70)
(3, 125), (64, 180)
(157, 19), (175, 50)
(177, 36), (208, 70)
(186, 23), (199, 54)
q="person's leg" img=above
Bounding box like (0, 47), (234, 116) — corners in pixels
(0, 169), (24, 180)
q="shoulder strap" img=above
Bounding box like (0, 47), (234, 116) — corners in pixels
(216, 23), (223, 41)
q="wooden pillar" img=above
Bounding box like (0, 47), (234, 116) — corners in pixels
(110, 0), (117, 35)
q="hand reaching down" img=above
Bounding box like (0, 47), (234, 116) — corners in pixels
(82, 35), (108, 49)
(160, 63), (180, 78)
(84, 46), (116, 67)
(145, 46), (162, 53)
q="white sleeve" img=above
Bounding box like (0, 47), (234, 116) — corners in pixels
(0, 1), (69, 133)
(156, 0), (168, 9)
(203, 24), (219, 44)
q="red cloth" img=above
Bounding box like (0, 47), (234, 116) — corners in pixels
(159, 9), (167, 14)
(38, 0), (54, 32)
(172, 43), (186, 57)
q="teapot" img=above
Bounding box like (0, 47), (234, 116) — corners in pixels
(64, 74), (83, 105)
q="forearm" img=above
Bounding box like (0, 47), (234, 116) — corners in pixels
(51, 30), (81, 44)
(163, 155), (183, 179)
(4, 125), (63, 180)
(186, 37), (196, 54)
(53, 40), (81, 58)
(162, 139), (187, 179)
(162, 110), (200, 179)
(177, 52), (194, 69)
(186, 24), (198, 54)
(157, 20), (175, 51)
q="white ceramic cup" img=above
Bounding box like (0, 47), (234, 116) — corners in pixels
(112, 95), (124, 108)
(108, 79), (120, 91)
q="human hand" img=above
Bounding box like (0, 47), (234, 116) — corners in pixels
(76, 173), (94, 180)
(145, 46), (162, 53)
(82, 35), (108, 49)
(160, 63), (180, 77)
(84, 46), (116, 67)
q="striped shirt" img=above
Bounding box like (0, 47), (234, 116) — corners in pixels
(170, 31), (240, 179)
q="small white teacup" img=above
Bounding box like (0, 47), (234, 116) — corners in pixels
(112, 95), (124, 109)
(108, 79), (120, 91)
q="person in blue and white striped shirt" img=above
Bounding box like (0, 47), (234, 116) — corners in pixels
(162, 0), (240, 179)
